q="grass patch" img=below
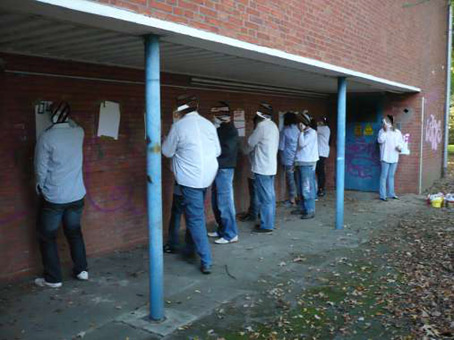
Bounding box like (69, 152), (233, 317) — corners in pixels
(448, 144), (454, 154)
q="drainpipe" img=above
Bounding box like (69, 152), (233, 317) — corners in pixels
(419, 97), (426, 195)
(336, 77), (347, 230)
(443, 3), (452, 176)
(144, 34), (164, 321)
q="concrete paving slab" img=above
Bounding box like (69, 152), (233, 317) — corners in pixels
(117, 306), (198, 337)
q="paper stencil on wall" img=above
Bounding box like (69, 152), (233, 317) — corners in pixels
(97, 101), (121, 139)
(401, 133), (411, 155)
(35, 101), (53, 139)
(234, 109), (245, 137)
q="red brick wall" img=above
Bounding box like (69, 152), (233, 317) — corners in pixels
(0, 53), (329, 281)
(89, 0), (447, 88)
(87, 0), (450, 190)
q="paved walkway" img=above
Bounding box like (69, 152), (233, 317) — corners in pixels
(0, 192), (423, 340)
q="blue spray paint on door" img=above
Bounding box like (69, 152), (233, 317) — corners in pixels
(345, 96), (383, 192)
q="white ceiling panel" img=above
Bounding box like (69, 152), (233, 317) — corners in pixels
(0, 9), (417, 95)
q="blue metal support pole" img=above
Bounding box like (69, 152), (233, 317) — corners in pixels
(336, 77), (347, 230)
(145, 34), (164, 321)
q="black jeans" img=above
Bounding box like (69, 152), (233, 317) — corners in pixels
(316, 156), (327, 191)
(37, 198), (87, 283)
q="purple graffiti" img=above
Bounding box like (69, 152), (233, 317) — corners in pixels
(83, 137), (146, 216)
(346, 141), (380, 179)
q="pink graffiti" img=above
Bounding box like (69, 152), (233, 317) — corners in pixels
(425, 114), (442, 151)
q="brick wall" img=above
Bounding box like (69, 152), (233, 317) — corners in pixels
(0, 0), (449, 281)
(89, 0), (447, 88)
(0, 53), (329, 281)
(86, 0), (450, 189)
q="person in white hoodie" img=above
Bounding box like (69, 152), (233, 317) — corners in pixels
(247, 103), (280, 233)
(377, 115), (403, 201)
(162, 95), (221, 274)
(294, 111), (319, 219)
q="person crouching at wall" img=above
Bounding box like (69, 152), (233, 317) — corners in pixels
(162, 95), (221, 274)
(377, 115), (403, 201)
(294, 111), (319, 219)
(278, 111), (299, 207)
(34, 102), (89, 288)
(246, 103), (279, 233)
(208, 102), (240, 244)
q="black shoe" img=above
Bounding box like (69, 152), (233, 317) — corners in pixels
(201, 264), (212, 274)
(391, 196), (399, 200)
(301, 213), (315, 219)
(380, 198), (388, 202)
(291, 209), (303, 215)
(239, 213), (257, 222)
(163, 244), (177, 254)
(252, 225), (273, 233)
(317, 190), (326, 197)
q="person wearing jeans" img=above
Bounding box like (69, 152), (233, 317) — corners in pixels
(377, 115), (403, 201)
(246, 103), (279, 233)
(255, 173), (276, 230)
(294, 111), (319, 219)
(296, 165), (316, 215)
(180, 186), (212, 268)
(208, 103), (240, 244)
(211, 169), (238, 242)
(38, 198), (87, 285)
(278, 112), (299, 207)
(379, 162), (398, 200)
(34, 102), (88, 288)
(162, 95), (221, 274)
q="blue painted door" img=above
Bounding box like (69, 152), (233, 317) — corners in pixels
(345, 96), (383, 192)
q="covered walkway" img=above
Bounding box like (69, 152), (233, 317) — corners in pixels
(0, 192), (424, 339)
(0, 0), (420, 322)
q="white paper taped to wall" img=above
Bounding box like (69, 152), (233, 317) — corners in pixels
(97, 101), (121, 139)
(35, 101), (53, 139)
(401, 133), (411, 155)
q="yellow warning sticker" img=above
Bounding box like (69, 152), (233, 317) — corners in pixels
(364, 124), (374, 136)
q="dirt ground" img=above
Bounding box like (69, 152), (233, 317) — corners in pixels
(172, 156), (454, 340)
(1, 155), (453, 340)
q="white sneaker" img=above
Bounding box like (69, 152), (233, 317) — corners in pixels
(214, 235), (239, 244)
(207, 231), (220, 238)
(34, 278), (62, 288)
(76, 271), (89, 281)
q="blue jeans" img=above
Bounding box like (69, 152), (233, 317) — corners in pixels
(166, 194), (184, 249)
(284, 165), (297, 200)
(212, 168), (238, 240)
(37, 198), (87, 283)
(180, 186), (212, 266)
(298, 166), (316, 214)
(379, 161), (398, 199)
(254, 174), (276, 230)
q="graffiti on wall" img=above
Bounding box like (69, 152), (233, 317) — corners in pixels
(346, 140), (381, 179)
(425, 114), (442, 151)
